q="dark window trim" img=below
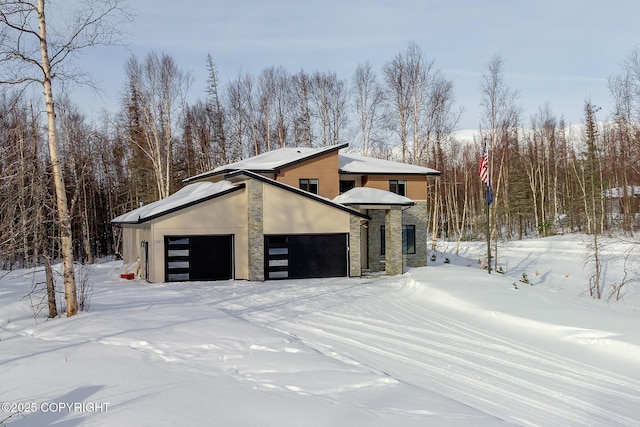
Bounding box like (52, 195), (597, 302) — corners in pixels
(403, 224), (416, 254)
(339, 180), (356, 194)
(300, 178), (319, 194)
(389, 179), (407, 196)
(380, 224), (416, 255)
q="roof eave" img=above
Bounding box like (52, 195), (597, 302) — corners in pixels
(340, 202), (415, 209)
(338, 170), (441, 176)
(111, 184), (245, 225)
(184, 143), (349, 183)
(183, 168), (280, 183)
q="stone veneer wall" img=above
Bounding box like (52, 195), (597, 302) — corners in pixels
(247, 180), (265, 281)
(367, 201), (429, 273)
(367, 209), (386, 272)
(385, 207), (403, 275)
(404, 201), (428, 268)
(349, 215), (362, 277)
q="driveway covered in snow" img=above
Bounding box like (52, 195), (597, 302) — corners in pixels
(2, 237), (640, 426)
(184, 266), (640, 426)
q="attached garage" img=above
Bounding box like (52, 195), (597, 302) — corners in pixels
(112, 171), (368, 283)
(111, 181), (247, 283)
(265, 233), (348, 280)
(165, 235), (233, 282)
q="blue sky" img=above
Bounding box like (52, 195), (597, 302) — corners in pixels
(73, 0), (640, 130)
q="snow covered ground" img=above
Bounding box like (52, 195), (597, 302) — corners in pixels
(1, 234), (639, 426)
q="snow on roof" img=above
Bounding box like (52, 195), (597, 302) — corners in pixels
(112, 181), (238, 224)
(214, 147), (322, 171)
(339, 152), (440, 175)
(333, 187), (414, 206)
(185, 144), (347, 182)
(186, 144), (439, 183)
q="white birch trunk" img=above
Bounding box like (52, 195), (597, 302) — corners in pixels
(37, 0), (77, 316)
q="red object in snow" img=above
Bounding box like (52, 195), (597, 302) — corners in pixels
(120, 273), (135, 280)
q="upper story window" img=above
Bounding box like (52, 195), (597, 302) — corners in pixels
(299, 178), (319, 194)
(339, 180), (356, 194)
(389, 180), (407, 196)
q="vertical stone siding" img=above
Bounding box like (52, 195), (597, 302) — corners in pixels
(247, 180), (265, 281)
(367, 210), (386, 272)
(385, 207), (403, 275)
(366, 201), (429, 273)
(349, 215), (362, 277)
(404, 201), (428, 268)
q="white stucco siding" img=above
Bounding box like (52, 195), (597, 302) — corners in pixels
(120, 226), (150, 265)
(118, 226), (151, 278)
(146, 190), (249, 282)
(262, 184), (350, 235)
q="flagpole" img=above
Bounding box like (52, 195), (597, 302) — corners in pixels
(480, 138), (492, 274)
(486, 185), (491, 274)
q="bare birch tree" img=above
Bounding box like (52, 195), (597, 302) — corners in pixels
(479, 54), (521, 269)
(609, 48), (640, 234)
(352, 61), (385, 156)
(225, 75), (250, 157)
(0, 0), (129, 316)
(271, 66), (291, 148)
(257, 69), (275, 152)
(256, 66), (291, 150)
(291, 70), (314, 147)
(383, 48), (412, 162)
(124, 52), (191, 199)
(405, 43), (434, 164)
(309, 71), (348, 146)
(238, 73), (262, 155)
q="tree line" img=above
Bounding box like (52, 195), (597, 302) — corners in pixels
(3, 46), (640, 264)
(1, 3), (639, 309)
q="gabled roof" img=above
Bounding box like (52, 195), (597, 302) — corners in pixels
(339, 152), (440, 175)
(184, 143), (441, 184)
(111, 181), (243, 224)
(225, 170), (369, 220)
(112, 171), (370, 225)
(184, 143), (348, 183)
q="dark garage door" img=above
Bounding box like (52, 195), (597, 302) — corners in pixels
(265, 234), (348, 280)
(165, 235), (233, 282)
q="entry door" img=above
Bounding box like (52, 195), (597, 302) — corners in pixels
(265, 234), (348, 280)
(165, 235), (233, 282)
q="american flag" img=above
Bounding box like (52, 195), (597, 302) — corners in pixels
(479, 141), (493, 205)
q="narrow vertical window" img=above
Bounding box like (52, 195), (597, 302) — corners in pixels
(403, 225), (415, 254)
(380, 224), (416, 255)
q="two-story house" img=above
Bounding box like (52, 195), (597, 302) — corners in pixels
(112, 143), (440, 282)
